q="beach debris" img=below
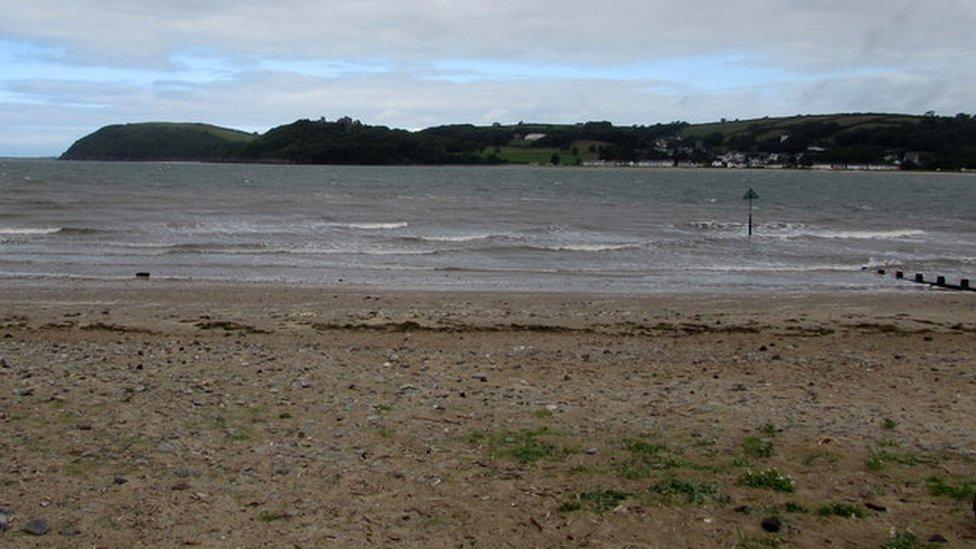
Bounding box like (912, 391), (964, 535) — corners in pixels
(114, 475), (128, 485)
(0, 507), (13, 533)
(760, 516), (782, 533)
(59, 526), (81, 537)
(864, 502), (886, 512)
(472, 373), (488, 382)
(135, 272), (150, 278)
(22, 518), (49, 536)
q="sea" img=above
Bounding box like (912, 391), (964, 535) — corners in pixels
(1, 159), (974, 293)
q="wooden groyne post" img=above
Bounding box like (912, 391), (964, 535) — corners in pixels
(872, 269), (976, 292)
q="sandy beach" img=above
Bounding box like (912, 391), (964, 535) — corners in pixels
(1, 281), (975, 546)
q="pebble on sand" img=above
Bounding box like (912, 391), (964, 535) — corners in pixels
(22, 518), (50, 535)
(760, 516), (782, 533)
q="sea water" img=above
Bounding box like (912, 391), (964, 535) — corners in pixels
(1, 159), (974, 293)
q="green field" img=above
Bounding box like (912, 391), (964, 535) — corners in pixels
(480, 146), (582, 166)
(680, 113), (924, 140)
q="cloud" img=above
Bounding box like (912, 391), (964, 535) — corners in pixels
(1, 1), (975, 155)
(1, 1), (973, 67)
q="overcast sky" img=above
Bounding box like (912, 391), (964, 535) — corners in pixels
(1, 1), (974, 156)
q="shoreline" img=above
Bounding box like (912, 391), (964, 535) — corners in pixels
(6, 157), (976, 175)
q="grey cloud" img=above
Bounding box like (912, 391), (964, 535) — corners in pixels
(0, 1), (973, 69)
(2, 1), (976, 156)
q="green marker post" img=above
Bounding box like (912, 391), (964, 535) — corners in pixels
(742, 188), (759, 236)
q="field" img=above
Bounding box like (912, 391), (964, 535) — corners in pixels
(680, 113), (925, 141)
(480, 145), (581, 165)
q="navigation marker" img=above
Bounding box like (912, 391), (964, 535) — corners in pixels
(742, 188), (759, 236)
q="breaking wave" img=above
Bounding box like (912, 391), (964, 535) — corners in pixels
(684, 221), (925, 240)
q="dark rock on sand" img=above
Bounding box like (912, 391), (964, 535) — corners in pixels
(23, 518), (50, 535)
(761, 516), (782, 533)
(0, 507), (13, 532)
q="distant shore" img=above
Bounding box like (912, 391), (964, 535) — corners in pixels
(40, 156), (976, 175)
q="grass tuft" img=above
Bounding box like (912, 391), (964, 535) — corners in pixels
(559, 489), (630, 513)
(739, 469), (795, 492)
(652, 477), (728, 505)
(468, 428), (573, 464)
(926, 476), (976, 500)
(259, 511), (293, 522)
(743, 436), (775, 459)
(882, 530), (931, 549)
(817, 502), (866, 519)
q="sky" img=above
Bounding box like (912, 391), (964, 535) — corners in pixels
(0, 1), (974, 156)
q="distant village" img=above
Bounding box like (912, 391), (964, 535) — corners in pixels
(502, 133), (916, 171)
(507, 125), (937, 171)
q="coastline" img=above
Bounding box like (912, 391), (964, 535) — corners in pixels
(2, 281), (975, 545)
(38, 156), (976, 175)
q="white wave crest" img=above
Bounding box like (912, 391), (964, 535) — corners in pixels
(333, 222), (408, 230)
(804, 229), (925, 240)
(0, 227), (61, 235)
(537, 244), (638, 252)
(415, 233), (503, 242)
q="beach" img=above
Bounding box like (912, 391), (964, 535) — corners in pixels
(2, 280), (974, 546)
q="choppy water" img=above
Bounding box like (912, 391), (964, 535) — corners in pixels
(1, 159), (974, 293)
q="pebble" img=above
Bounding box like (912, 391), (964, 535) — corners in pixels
(585, 447), (598, 455)
(472, 373), (488, 382)
(928, 534), (948, 543)
(114, 475), (128, 485)
(0, 507), (12, 532)
(22, 518), (50, 536)
(760, 516), (782, 533)
(0, 357), (8, 368)
(865, 502), (886, 512)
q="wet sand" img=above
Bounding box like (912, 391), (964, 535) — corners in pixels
(1, 281), (975, 546)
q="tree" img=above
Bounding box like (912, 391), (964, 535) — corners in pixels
(549, 153), (561, 165)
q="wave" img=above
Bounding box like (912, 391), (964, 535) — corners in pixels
(804, 229), (925, 240)
(55, 227), (105, 235)
(0, 227), (61, 235)
(534, 244), (639, 252)
(459, 243), (640, 253)
(0, 226), (105, 236)
(684, 221), (926, 240)
(405, 233), (510, 243)
(331, 222), (408, 230)
(695, 263), (867, 273)
(160, 242), (435, 256)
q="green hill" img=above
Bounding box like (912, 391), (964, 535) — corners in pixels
(679, 113), (925, 140)
(61, 113), (976, 170)
(61, 122), (257, 161)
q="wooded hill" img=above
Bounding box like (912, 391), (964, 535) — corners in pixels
(61, 113), (976, 170)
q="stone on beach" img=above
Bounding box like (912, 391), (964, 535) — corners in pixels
(22, 518), (50, 536)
